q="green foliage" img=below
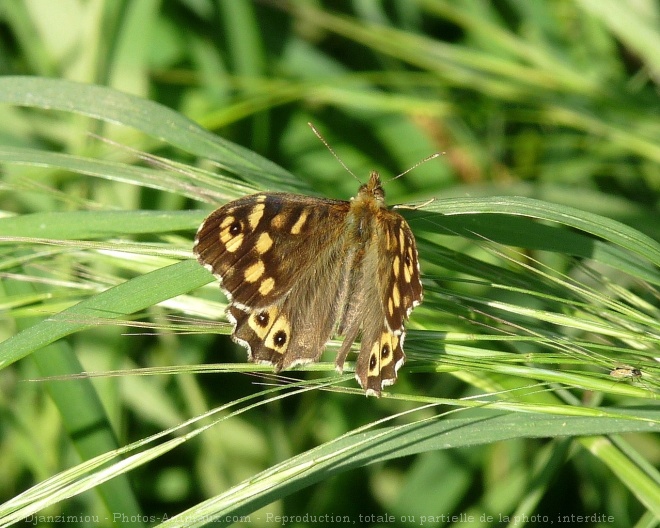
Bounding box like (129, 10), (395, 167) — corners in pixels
(0, 2), (659, 527)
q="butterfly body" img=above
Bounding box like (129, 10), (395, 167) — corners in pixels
(194, 171), (422, 396)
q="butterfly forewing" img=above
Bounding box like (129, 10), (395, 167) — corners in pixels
(194, 193), (348, 309)
(194, 171), (423, 396)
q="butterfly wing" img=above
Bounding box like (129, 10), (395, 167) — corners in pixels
(194, 192), (354, 369)
(195, 193), (347, 309)
(335, 208), (423, 395)
(378, 210), (423, 332)
(226, 237), (354, 370)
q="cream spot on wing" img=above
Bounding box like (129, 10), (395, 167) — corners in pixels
(388, 297), (394, 316)
(220, 216), (235, 229)
(290, 210), (309, 234)
(398, 227), (405, 249)
(256, 232), (273, 254)
(266, 314), (291, 354)
(393, 255), (400, 278)
(403, 262), (411, 283)
(244, 260), (265, 282)
(390, 228), (398, 250)
(225, 233), (243, 253)
(379, 332), (396, 368)
(248, 307), (277, 339)
(392, 283), (401, 308)
(219, 216), (235, 244)
(259, 277), (275, 296)
(219, 215), (245, 252)
(271, 214), (286, 229)
(403, 246), (414, 282)
(248, 203), (265, 230)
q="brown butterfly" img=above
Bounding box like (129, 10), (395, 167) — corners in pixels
(193, 170), (423, 396)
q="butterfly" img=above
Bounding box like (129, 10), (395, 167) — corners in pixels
(193, 170), (423, 396)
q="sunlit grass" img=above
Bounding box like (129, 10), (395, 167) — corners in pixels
(1, 1), (659, 527)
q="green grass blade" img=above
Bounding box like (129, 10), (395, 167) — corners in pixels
(160, 407), (660, 527)
(0, 260), (210, 368)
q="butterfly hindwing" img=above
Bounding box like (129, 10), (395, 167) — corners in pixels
(227, 227), (358, 370)
(355, 326), (405, 394)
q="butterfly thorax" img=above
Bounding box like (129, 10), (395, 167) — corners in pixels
(348, 171), (387, 242)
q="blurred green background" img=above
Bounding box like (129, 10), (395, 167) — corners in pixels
(0, 1), (659, 527)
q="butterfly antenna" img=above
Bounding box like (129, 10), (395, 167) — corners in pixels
(390, 152), (443, 182)
(308, 122), (359, 182)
